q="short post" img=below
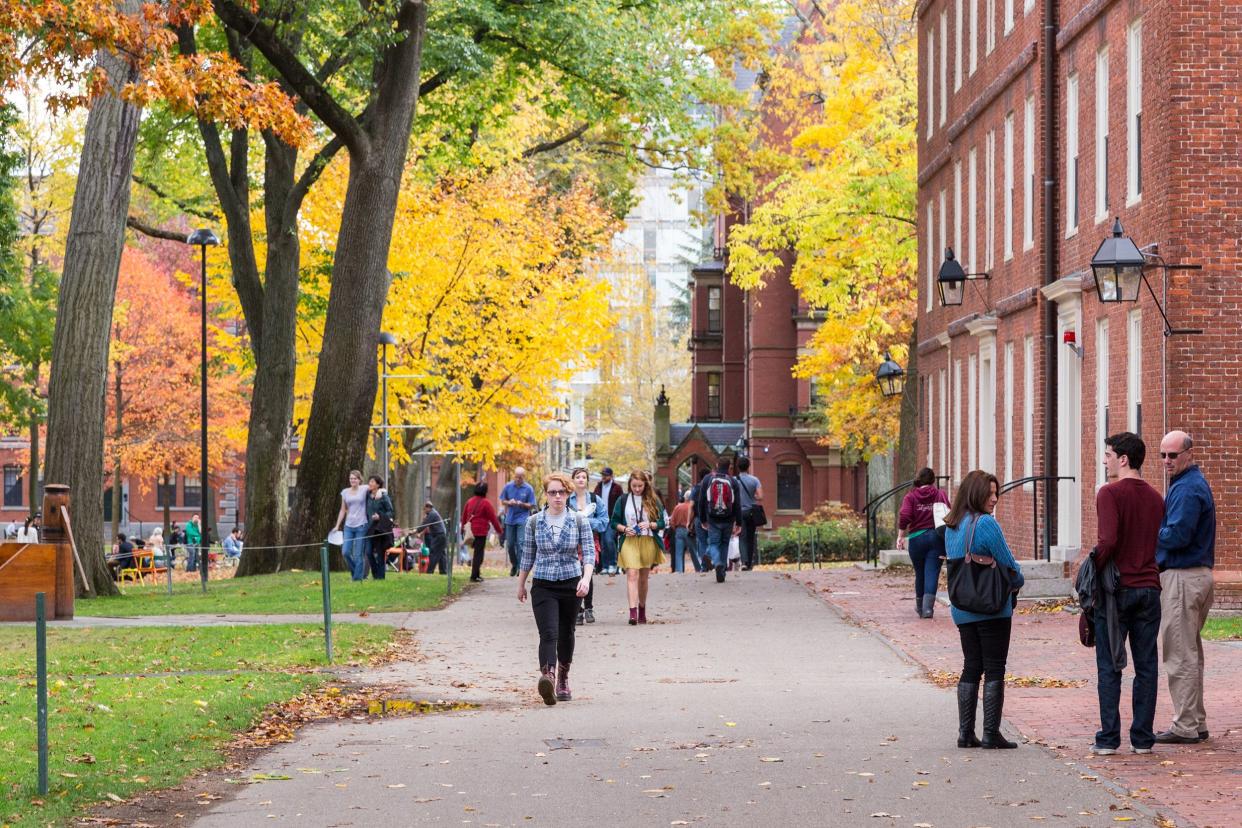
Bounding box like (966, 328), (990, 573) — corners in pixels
(320, 543), (333, 664)
(199, 531), (209, 594)
(36, 592), (48, 795)
(811, 525), (818, 568)
(166, 548), (174, 596)
(796, 527), (803, 570)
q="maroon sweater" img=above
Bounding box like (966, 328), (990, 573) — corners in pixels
(1095, 477), (1164, 589)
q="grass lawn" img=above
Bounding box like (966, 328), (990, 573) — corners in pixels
(0, 624), (392, 828)
(1203, 616), (1242, 640)
(76, 570), (465, 616)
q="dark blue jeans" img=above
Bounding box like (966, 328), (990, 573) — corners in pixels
(1094, 586), (1162, 750)
(907, 530), (944, 599)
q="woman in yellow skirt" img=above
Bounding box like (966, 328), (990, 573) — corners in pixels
(610, 470), (666, 625)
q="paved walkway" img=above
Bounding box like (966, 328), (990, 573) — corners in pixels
(182, 570), (1158, 826)
(787, 565), (1242, 828)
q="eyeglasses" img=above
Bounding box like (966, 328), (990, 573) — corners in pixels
(545, 489), (568, 496)
(1159, 451), (1187, 460)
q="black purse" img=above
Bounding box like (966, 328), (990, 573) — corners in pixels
(946, 515), (1011, 616)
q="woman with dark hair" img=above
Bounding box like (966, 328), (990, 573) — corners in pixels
(365, 475), (395, 580)
(610, 470), (666, 625)
(568, 467), (608, 625)
(898, 467), (951, 618)
(944, 470), (1025, 750)
(463, 480), (502, 582)
(517, 472), (594, 704)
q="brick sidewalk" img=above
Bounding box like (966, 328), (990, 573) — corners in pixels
(787, 565), (1242, 828)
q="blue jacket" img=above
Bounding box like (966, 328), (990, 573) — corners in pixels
(1157, 465), (1215, 570)
(944, 513), (1026, 625)
(567, 492), (610, 535)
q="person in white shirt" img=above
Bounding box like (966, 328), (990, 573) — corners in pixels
(16, 515), (39, 543)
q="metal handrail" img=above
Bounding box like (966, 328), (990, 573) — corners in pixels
(864, 479), (914, 565)
(997, 474), (1075, 561)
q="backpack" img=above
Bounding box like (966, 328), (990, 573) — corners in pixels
(707, 474), (734, 519)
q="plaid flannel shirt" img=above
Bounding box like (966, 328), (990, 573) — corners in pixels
(520, 509), (595, 581)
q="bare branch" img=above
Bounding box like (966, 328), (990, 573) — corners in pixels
(126, 215), (187, 242)
(521, 122), (590, 158)
(132, 175), (219, 221)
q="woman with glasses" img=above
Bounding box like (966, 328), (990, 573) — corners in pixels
(517, 472), (595, 704)
(568, 467), (609, 625)
(610, 470), (667, 625)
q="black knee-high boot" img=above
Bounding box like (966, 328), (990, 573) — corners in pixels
(957, 682), (981, 748)
(980, 680), (1018, 749)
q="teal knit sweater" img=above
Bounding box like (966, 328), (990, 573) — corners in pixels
(944, 513), (1026, 625)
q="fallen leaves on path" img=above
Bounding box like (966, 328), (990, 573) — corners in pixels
(923, 669), (1084, 689)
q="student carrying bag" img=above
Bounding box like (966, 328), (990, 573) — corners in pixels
(946, 515), (1011, 615)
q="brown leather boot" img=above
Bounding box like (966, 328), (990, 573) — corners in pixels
(556, 662), (572, 701)
(638, 605), (647, 624)
(537, 665), (557, 706)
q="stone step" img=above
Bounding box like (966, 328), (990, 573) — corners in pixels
(1015, 560), (1066, 580)
(878, 549), (911, 567)
(1016, 577), (1074, 599)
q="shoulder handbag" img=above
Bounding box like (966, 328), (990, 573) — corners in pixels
(462, 501), (475, 541)
(946, 515), (1011, 616)
(740, 477), (766, 525)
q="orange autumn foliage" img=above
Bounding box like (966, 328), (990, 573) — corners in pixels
(105, 243), (247, 493)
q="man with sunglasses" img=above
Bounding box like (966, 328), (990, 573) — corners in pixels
(1154, 430), (1216, 745)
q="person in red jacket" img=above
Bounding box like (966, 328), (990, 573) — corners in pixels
(897, 467), (951, 618)
(463, 481), (503, 582)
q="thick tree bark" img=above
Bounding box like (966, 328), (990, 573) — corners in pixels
(283, 1), (428, 561)
(44, 0), (144, 597)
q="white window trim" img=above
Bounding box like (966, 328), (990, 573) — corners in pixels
(985, 130), (996, 270)
(968, 146), (978, 275)
(1127, 19), (1143, 205)
(970, 0), (979, 75)
(926, 201), (935, 312)
(939, 369), (949, 480)
(1095, 48), (1110, 222)
(1066, 73), (1080, 237)
(979, 341), (996, 475)
(1003, 341), (1014, 484)
(1096, 318), (1110, 491)
(939, 188), (947, 293)
(1024, 0), (1034, 14)
(927, 34), (935, 140)
(1003, 113), (1014, 261)
(1004, 0), (1014, 35)
(953, 359), (963, 482)
(1023, 336), (1034, 486)
(940, 12), (949, 126)
(1128, 309), (1142, 431)
(968, 354), (978, 470)
(986, 0), (996, 56)
(954, 160), (963, 261)
(1023, 96), (1035, 249)
(927, 376), (935, 467)
(955, 0), (963, 91)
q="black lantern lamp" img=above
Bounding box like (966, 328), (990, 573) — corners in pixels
(1091, 218), (1146, 302)
(875, 352), (905, 398)
(937, 248), (989, 307)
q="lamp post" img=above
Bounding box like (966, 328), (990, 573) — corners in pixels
(875, 352), (906, 398)
(187, 228), (219, 592)
(379, 332), (396, 488)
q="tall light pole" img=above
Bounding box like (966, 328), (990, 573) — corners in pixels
(379, 332), (397, 488)
(187, 228), (219, 592)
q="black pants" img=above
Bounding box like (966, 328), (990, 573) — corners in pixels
(470, 535), (487, 579)
(740, 510), (760, 567)
(426, 534), (447, 574)
(958, 617), (1012, 683)
(368, 532), (392, 580)
(531, 577), (579, 668)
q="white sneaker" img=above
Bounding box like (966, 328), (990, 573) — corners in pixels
(1132, 747), (1153, 754)
(1090, 745), (1117, 755)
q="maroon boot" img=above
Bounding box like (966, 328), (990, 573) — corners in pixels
(537, 665), (557, 706)
(638, 605), (648, 624)
(556, 662), (572, 701)
(629, 607), (638, 625)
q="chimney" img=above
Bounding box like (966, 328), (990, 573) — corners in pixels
(654, 385), (671, 451)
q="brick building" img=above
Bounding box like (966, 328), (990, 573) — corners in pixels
(915, 0), (1242, 602)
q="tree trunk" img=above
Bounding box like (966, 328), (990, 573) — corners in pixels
(284, 2), (428, 561)
(44, 0), (143, 597)
(27, 397), (38, 519)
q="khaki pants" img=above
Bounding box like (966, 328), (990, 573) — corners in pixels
(1159, 567), (1214, 737)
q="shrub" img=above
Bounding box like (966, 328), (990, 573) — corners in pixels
(757, 516), (889, 564)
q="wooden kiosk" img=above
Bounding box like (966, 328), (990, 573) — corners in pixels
(0, 484), (75, 621)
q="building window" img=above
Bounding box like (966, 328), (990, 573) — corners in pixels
(776, 463), (802, 511)
(953, 359), (963, 481)
(926, 200), (935, 312)
(1003, 0), (1013, 35)
(183, 474), (202, 509)
(1096, 318), (1110, 490)
(706, 286), (722, 332)
(985, 129), (995, 270)
(3, 466), (21, 508)
(1003, 112), (1014, 260)
(926, 375), (934, 466)
(1023, 96), (1034, 249)
(1066, 73), (1080, 235)
(968, 146), (977, 274)
(643, 226), (657, 263)
(927, 32), (935, 139)
(985, 0), (996, 55)
(1096, 48), (1110, 220)
(938, 188), (947, 287)
(1128, 310), (1142, 433)
(979, 345), (996, 474)
(157, 473), (177, 508)
(1127, 19), (1143, 203)
(954, 160), (963, 261)
(706, 372), (721, 419)
(969, 0), (978, 75)
(1023, 336), (1034, 482)
(1003, 341), (1014, 484)
(967, 354), (977, 470)
(939, 11), (948, 126)
(954, 0), (963, 91)
(1024, 0), (1034, 14)
(938, 369), (948, 478)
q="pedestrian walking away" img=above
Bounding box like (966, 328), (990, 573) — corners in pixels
(668, 489), (696, 573)
(517, 472), (595, 705)
(689, 468), (712, 573)
(592, 467), (624, 574)
(184, 513), (203, 573)
(611, 469), (666, 624)
(1088, 432), (1164, 755)
(417, 501), (449, 574)
(500, 467), (537, 577)
(695, 458), (741, 583)
(944, 470), (1025, 750)
(897, 467), (951, 618)
(1155, 430), (1217, 745)
(735, 455), (765, 570)
(568, 467), (608, 625)
(365, 476), (396, 580)
(463, 481), (502, 582)
(333, 471), (371, 581)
